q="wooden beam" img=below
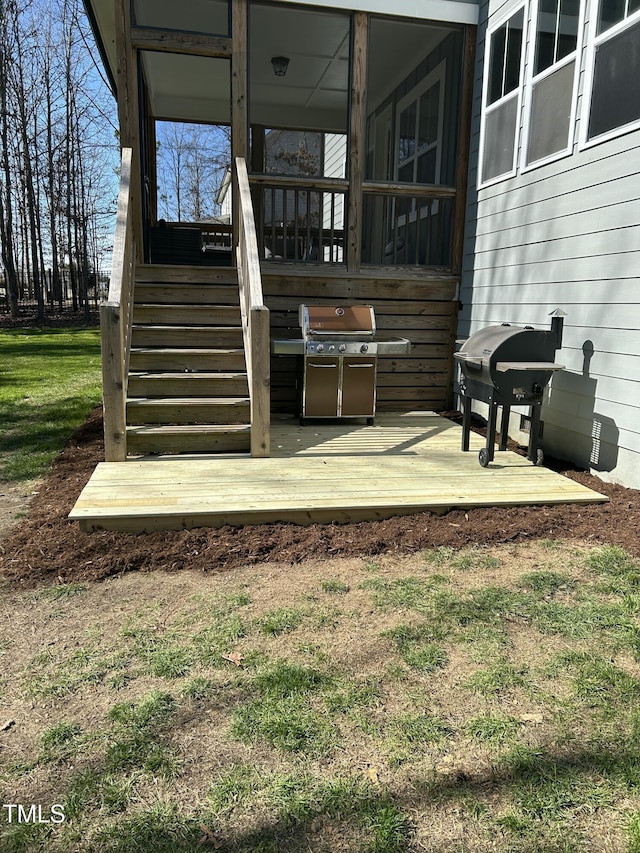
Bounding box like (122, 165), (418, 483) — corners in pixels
(249, 173), (348, 193)
(131, 26), (232, 58)
(362, 180), (457, 199)
(347, 12), (368, 273)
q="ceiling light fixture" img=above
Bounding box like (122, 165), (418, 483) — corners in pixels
(271, 56), (290, 77)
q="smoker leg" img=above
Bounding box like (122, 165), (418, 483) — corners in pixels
(481, 399), (499, 466)
(461, 395), (472, 452)
(527, 403), (542, 464)
(499, 405), (511, 451)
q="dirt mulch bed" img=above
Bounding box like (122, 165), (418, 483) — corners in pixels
(1, 406), (639, 590)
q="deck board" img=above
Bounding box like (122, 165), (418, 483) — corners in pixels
(69, 413), (608, 532)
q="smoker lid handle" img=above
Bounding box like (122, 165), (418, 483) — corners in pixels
(495, 362), (566, 372)
(453, 353), (482, 366)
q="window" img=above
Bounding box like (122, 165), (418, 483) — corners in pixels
(583, 0), (640, 144)
(480, 7), (526, 185)
(523, 0), (582, 168)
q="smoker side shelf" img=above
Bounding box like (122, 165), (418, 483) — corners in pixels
(495, 362), (565, 372)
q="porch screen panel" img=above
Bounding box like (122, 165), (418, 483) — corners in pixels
(362, 194), (454, 267)
(482, 95), (519, 182)
(527, 60), (575, 164)
(134, 0), (230, 36)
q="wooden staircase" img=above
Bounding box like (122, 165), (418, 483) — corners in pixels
(125, 264), (252, 455)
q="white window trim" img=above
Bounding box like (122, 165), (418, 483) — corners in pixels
(520, 0), (585, 172)
(478, 2), (529, 190)
(394, 61), (446, 187)
(394, 61), (446, 227)
(579, 2), (640, 150)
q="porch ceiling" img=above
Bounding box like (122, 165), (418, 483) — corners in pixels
(85, 0), (453, 129)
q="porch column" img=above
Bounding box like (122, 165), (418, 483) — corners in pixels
(115, 0), (143, 263)
(232, 0), (249, 248)
(451, 25), (477, 276)
(347, 12), (368, 273)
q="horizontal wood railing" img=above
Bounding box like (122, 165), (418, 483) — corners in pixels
(362, 189), (456, 268)
(235, 157), (270, 457)
(100, 147), (135, 462)
(249, 173), (347, 264)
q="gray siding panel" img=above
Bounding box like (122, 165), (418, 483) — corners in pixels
(460, 0), (640, 488)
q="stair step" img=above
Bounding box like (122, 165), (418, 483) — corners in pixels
(131, 326), (244, 348)
(132, 304), (241, 326)
(136, 264), (238, 286)
(129, 348), (246, 372)
(134, 282), (240, 306)
(126, 424), (251, 454)
(127, 397), (250, 424)
(128, 372), (249, 398)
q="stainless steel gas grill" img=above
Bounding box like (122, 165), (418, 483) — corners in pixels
(454, 311), (566, 467)
(270, 304), (412, 424)
(299, 304), (378, 423)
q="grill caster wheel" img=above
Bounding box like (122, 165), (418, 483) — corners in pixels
(478, 449), (490, 467)
(535, 448), (544, 466)
(366, 417), (375, 426)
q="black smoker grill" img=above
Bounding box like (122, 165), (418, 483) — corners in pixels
(454, 312), (566, 467)
(299, 304), (378, 424)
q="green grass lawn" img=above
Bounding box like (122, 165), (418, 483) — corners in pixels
(2, 541), (640, 852)
(0, 328), (102, 483)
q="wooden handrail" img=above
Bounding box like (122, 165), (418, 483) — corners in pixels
(235, 156), (270, 457)
(248, 173), (348, 193)
(100, 147), (135, 462)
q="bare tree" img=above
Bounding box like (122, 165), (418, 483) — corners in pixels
(0, 0), (118, 318)
(0, 0), (19, 316)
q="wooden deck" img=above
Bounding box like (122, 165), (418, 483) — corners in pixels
(69, 412), (608, 532)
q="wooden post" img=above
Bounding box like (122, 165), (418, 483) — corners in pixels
(347, 12), (368, 273)
(447, 25), (477, 410)
(115, 0), (143, 263)
(100, 304), (127, 462)
(232, 0), (249, 248)
(250, 306), (271, 457)
(451, 25), (476, 277)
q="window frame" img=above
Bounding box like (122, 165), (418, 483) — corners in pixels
(580, 0), (640, 149)
(521, 0), (585, 172)
(478, 2), (529, 189)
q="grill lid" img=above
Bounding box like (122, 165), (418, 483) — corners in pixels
(299, 305), (376, 339)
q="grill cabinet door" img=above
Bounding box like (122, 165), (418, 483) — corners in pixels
(303, 358), (340, 417)
(341, 357), (376, 416)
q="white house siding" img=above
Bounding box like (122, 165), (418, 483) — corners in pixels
(460, 0), (640, 489)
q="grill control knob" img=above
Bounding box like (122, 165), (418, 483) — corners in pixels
(339, 344), (346, 353)
(317, 344), (324, 353)
(329, 345), (335, 352)
(360, 343), (369, 353)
